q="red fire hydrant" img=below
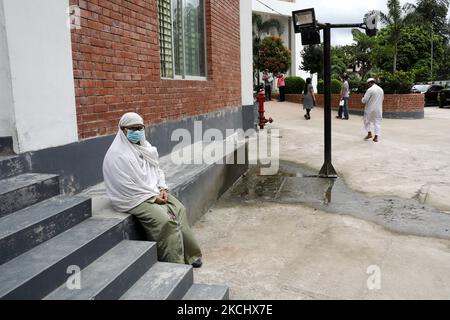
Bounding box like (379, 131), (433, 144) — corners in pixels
(257, 89), (273, 129)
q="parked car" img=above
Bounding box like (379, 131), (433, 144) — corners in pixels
(411, 84), (444, 106)
(438, 88), (450, 108)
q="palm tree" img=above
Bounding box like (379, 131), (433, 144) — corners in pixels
(374, 0), (417, 72)
(252, 13), (284, 41)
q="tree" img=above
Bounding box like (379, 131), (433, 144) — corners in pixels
(413, 0), (449, 37)
(351, 29), (377, 78)
(331, 46), (352, 79)
(300, 45), (323, 79)
(252, 13), (284, 40)
(375, 0), (416, 72)
(256, 36), (291, 75)
(372, 24), (446, 81)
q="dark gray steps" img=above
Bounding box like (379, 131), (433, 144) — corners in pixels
(0, 217), (126, 300)
(182, 284), (230, 300)
(0, 173), (60, 218)
(45, 240), (157, 300)
(0, 195), (92, 265)
(0, 155), (29, 180)
(120, 262), (193, 300)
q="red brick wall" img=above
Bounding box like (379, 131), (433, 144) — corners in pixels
(286, 94), (424, 114)
(70, 0), (241, 139)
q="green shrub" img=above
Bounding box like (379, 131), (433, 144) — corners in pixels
(331, 79), (342, 94)
(317, 80), (324, 94)
(378, 71), (414, 94)
(317, 79), (342, 94)
(284, 76), (305, 94)
(348, 79), (367, 94)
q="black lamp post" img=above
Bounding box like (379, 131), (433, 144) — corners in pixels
(292, 8), (378, 178)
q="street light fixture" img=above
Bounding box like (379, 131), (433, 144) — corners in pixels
(292, 8), (317, 32)
(292, 8), (378, 178)
(292, 8), (320, 46)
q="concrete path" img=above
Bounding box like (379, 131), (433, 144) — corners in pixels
(192, 102), (450, 299)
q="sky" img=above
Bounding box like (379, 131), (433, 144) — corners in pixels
(305, 0), (449, 45)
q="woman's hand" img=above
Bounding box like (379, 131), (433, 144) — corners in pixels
(155, 190), (169, 204)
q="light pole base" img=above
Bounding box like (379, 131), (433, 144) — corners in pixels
(319, 162), (338, 178)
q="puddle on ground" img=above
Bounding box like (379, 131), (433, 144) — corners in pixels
(222, 160), (450, 240)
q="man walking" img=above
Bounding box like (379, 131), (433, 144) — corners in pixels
(337, 74), (350, 120)
(362, 78), (384, 142)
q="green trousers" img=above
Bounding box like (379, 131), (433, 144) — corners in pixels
(128, 194), (202, 265)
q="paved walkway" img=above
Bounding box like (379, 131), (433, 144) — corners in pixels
(192, 102), (450, 299)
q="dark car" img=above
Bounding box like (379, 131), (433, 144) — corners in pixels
(438, 88), (450, 108)
(411, 84), (444, 106)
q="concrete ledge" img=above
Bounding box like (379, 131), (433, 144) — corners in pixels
(347, 110), (424, 119)
(82, 140), (248, 231)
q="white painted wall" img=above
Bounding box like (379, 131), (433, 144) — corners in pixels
(2, 0), (78, 153)
(241, 0), (254, 106)
(0, 0), (14, 138)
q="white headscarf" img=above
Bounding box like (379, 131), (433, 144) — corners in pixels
(102, 112), (168, 212)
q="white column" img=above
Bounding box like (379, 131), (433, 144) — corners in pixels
(240, 0), (254, 106)
(0, 0), (14, 139)
(1, 0), (78, 153)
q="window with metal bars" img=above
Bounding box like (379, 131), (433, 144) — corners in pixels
(158, 0), (206, 79)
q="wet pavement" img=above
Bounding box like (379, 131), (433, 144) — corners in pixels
(226, 161), (450, 241)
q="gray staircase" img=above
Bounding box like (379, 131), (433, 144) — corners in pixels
(0, 217), (127, 299)
(183, 284), (229, 300)
(45, 240), (157, 300)
(0, 155), (229, 300)
(0, 173), (60, 217)
(120, 262), (193, 300)
(0, 195), (91, 264)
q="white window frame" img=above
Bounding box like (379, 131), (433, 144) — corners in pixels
(159, 0), (207, 80)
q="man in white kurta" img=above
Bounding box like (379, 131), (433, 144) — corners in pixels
(361, 78), (384, 142)
(102, 112), (202, 267)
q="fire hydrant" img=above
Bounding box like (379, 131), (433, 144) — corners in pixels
(257, 89), (273, 129)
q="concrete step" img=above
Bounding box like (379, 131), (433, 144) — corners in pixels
(0, 195), (92, 265)
(0, 155), (29, 180)
(0, 173), (60, 218)
(182, 284), (230, 300)
(45, 240), (157, 300)
(0, 217), (126, 300)
(120, 262), (193, 300)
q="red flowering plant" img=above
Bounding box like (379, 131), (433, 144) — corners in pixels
(256, 36), (292, 75)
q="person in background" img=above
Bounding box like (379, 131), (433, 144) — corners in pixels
(337, 74), (350, 120)
(362, 78), (384, 143)
(302, 77), (316, 120)
(277, 72), (286, 102)
(262, 69), (274, 101)
(103, 112), (203, 268)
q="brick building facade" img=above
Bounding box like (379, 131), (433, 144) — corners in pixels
(70, 0), (242, 139)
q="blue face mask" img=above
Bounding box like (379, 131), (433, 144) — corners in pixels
(127, 129), (145, 143)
